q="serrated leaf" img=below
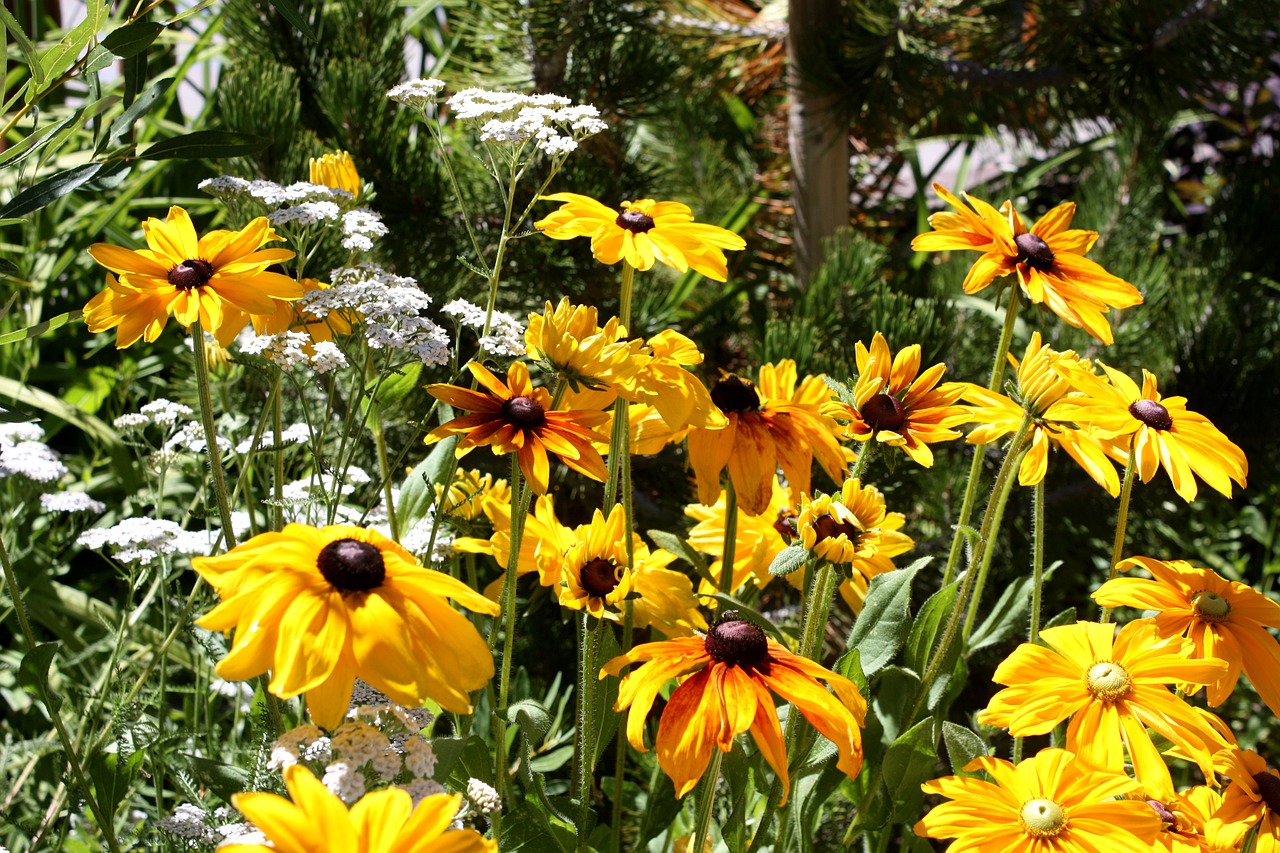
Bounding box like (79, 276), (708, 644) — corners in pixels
(107, 76), (173, 148)
(101, 20), (164, 58)
(184, 754), (252, 802)
(140, 130), (268, 160)
(0, 163), (103, 219)
(18, 642), (62, 712)
(768, 543), (809, 577)
(883, 718), (938, 823)
(941, 722), (987, 775)
(822, 374), (859, 409)
(846, 556), (929, 678)
(266, 0), (319, 43)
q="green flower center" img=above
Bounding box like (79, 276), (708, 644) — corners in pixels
(1014, 233), (1055, 270)
(317, 538), (386, 592)
(710, 374), (762, 414)
(1128, 399), (1173, 431)
(616, 209), (655, 233)
(1019, 798), (1066, 837)
(1191, 590), (1231, 623)
(580, 557), (621, 598)
(706, 613), (769, 667)
(502, 396), (546, 429)
(862, 393), (906, 433)
(1254, 773), (1280, 813)
(168, 259), (214, 290)
(1085, 661), (1132, 701)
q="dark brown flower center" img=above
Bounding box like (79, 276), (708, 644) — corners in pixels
(502, 396), (546, 429)
(580, 558), (620, 598)
(1255, 773), (1280, 813)
(710, 374), (762, 414)
(705, 614), (769, 667)
(773, 509), (798, 543)
(813, 513), (861, 544)
(1128, 399), (1173, 431)
(168, 259), (215, 290)
(317, 538), (386, 592)
(1014, 233), (1055, 270)
(1145, 799), (1177, 829)
(615, 210), (655, 233)
(862, 393), (906, 432)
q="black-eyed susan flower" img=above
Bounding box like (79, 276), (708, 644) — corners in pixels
(424, 361), (610, 495)
(685, 479), (796, 596)
(911, 183), (1143, 344)
(1094, 556), (1280, 715)
(535, 192), (746, 281)
(961, 332), (1120, 495)
(822, 332), (969, 468)
(193, 524), (500, 729)
(221, 764), (494, 853)
(1047, 363), (1247, 502)
(795, 477), (914, 612)
(309, 150), (362, 198)
(979, 621), (1229, 795)
(601, 612), (865, 802)
(630, 541), (709, 639)
(524, 298), (641, 392)
(1208, 748), (1280, 853)
(687, 360), (848, 517)
(554, 504), (635, 619)
(456, 494), (576, 600)
(86, 206), (301, 346)
(914, 748), (1161, 853)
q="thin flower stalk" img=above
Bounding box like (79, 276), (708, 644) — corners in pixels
(692, 748), (725, 853)
(191, 319), (238, 550)
(1013, 478), (1046, 764)
(718, 479), (739, 594)
(1101, 453), (1138, 623)
(576, 611), (607, 852)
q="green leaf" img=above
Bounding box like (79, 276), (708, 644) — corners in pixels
(507, 699), (551, 746)
(941, 722), (987, 775)
(768, 542), (810, 577)
(266, 0), (319, 43)
(140, 130), (268, 161)
(846, 556), (929, 678)
(89, 749), (145, 817)
(107, 76), (173, 148)
(1042, 607), (1077, 635)
(0, 311), (81, 346)
(396, 435), (456, 531)
(370, 363), (422, 411)
(969, 562), (1060, 653)
(528, 744), (573, 774)
(882, 718), (938, 823)
(0, 110), (83, 168)
(498, 798), (573, 852)
(184, 755), (252, 802)
(101, 20), (164, 58)
(18, 643), (62, 712)
(645, 528), (713, 585)
(38, 0), (108, 88)
(0, 5), (44, 92)
(0, 163), (104, 219)
(905, 577), (960, 675)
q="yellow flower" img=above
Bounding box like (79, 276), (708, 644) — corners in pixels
(554, 504), (635, 619)
(687, 360), (848, 516)
(961, 332), (1120, 495)
(1094, 556), (1280, 714)
(979, 621), (1229, 795)
(1046, 363), (1247, 502)
(524, 298), (641, 392)
(911, 183), (1143, 344)
(456, 493), (576, 599)
(914, 748), (1161, 853)
(601, 612), (866, 803)
(1208, 748), (1280, 853)
(86, 206), (301, 346)
(193, 524), (500, 729)
(822, 332), (969, 467)
(309, 150), (362, 198)
(436, 468), (510, 523)
(221, 765), (494, 853)
(685, 479), (796, 595)
(1135, 786), (1222, 853)
(796, 478), (914, 612)
(629, 541), (709, 639)
(618, 329), (726, 431)
(424, 361), (610, 495)
(535, 192), (746, 281)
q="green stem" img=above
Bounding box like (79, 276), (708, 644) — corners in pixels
(1100, 452), (1137, 624)
(576, 613), (607, 851)
(609, 600), (633, 848)
(1013, 478), (1046, 764)
(372, 407), (399, 540)
(0, 535), (123, 853)
(691, 749), (724, 853)
(941, 285), (1021, 586)
(718, 479), (739, 595)
(192, 321), (237, 550)
(848, 441), (874, 483)
(618, 262), (636, 333)
(961, 436), (1029, 644)
(271, 369), (284, 532)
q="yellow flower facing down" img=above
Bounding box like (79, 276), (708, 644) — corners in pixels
(687, 360), (849, 516)
(221, 765), (495, 853)
(1047, 363), (1247, 502)
(911, 183), (1143, 344)
(796, 478), (914, 613)
(619, 329), (727, 431)
(1209, 748), (1280, 853)
(535, 192), (746, 281)
(1095, 556), (1280, 715)
(980, 620), (1229, 796)
(309, 150), (362, 198)
(685, 479), (796, 596)
(961, 332), (1120, 495)
(424, 361), (610, 495)
(822, 332), (969, 468)
(601, 612), (866, 803)
(86, 206), (301, 346)
(193, 524), (500, 729)
(914, 748), (1161, 853)
(436, 467), (511, 524)
(459, 493), (576, 600)
(524, 298), (642, 392)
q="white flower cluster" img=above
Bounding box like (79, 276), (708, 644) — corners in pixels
(165, 421), (234, 455)
(234, 423), (311, 455)
(77, 517), (247, 565)
(198, 176), (352, 207)
(266, 718), (439, 805)
(466, 778), (502, 815)
(441, 298), (526, 357)
(139, 399), (194, 426)
(396, 513), (456, 564)
(445, 89), (608, 157)
(307, 263), (450, 365)
(386, 77), (446, 108)
(40, 491), (106, 514)
(157, 802), (257, 847)
(240, 331), (349, 373)
(0, 422), (67, 483)
(341, 208), (389, 252)
(269, 200), (341, 228)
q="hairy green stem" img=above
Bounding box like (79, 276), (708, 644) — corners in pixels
(1100, 452), (1137, 624)
(191, 321), (237, 550)
(718, 480), (739, 594)
(962, 437), (1030, 644)
(1013, 478), (1047, 763)
(576, 613), (607, 851)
